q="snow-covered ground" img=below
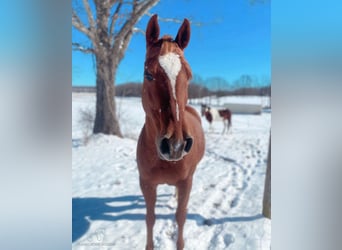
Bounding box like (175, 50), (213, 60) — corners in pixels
(72, 93), (271, 250)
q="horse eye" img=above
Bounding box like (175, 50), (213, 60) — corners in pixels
(144, 70), (154, 81)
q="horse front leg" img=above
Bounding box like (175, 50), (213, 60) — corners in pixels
(140, 179), (157, 250)
(222, 120), (226, 134)
(175, 177), (193, 250)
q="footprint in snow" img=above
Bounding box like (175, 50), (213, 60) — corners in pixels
(166, 196), (177, 210)
(230, 197), (239, 208)
(224, 234), (235, 246)
(213, 201), (222, 209)
(165, 223), (177, 240)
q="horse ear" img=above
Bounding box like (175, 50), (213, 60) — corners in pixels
(146, 14), (160, 47)
(175, 18), (191, 50)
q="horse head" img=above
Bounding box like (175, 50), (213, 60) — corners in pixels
(200, 104), (210, 116)
(142, 14), (193, 161)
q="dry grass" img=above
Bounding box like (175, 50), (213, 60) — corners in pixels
(78, 107), (94, 145)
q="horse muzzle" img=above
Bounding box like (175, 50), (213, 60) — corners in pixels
(158, 136), (193, 162)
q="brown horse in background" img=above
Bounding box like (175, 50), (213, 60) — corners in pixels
(201, 104), (232, 134)
(137, 15), (205, 250)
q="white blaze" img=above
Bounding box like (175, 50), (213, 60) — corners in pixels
(158, 53), (181, 121)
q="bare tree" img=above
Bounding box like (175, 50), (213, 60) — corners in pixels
(72, 0), (159, 137)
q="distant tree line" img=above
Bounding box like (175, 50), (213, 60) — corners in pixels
(114, 82), (270, 98)
(72, 86), (96, 93)
(115, 82), (143, 97)
(73, 73), (271, 98)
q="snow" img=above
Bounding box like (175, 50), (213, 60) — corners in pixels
(72, 93), (271, 249)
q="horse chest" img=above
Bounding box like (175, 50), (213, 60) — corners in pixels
(154, 163), (190, 184)
(141, 155), (190, 184)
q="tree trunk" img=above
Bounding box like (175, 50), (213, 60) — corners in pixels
(262, 132), (271, 219)
(93, 54), (123, 137)
(90, 0), (122, 137)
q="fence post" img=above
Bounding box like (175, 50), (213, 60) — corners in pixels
(262, 132), (271, 219)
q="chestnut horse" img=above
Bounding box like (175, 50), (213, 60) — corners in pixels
(201, 104), (232, 134)
(137, 15), (205, 250)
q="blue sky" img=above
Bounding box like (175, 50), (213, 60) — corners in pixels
(72, 0), (271, 87)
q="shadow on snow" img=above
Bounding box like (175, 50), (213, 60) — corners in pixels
(72, 195), (264, 242)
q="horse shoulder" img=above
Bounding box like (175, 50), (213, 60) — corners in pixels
(185, 105), (202, 123)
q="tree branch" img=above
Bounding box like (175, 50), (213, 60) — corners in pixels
(110, 0), (159, 64)
(133, 0), (139, 12)
(82, 0), (96, 31)
(115, 0), (159, 43)
(145, 12), (203, 27)
(72, 10), (96, 42)
(109, 0), (123, 39)
(72, 43), (95, 54)
(93, 0), (112, 52)
(133, 27), (145, 35)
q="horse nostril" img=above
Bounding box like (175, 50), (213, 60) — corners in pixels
(160, 137), (170, 154)
(184, 137), (193, 153)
